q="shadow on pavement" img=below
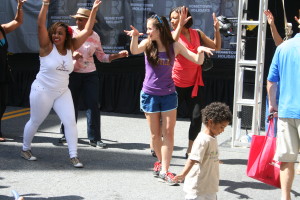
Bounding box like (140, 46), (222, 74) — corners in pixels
(220, 179), (300, 199)
(0, 138), (163, 171)
(221, 159), (248, 165)
(0, 194), (84, 200)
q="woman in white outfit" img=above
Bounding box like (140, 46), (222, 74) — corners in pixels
(21, 0), (102, 168)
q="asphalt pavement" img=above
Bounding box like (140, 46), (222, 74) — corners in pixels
(0, 106), (299, 200)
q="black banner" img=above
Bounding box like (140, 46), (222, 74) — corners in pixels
(0, 0), (238, 56)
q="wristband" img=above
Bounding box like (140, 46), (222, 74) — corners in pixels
(43, 1), (50, 5)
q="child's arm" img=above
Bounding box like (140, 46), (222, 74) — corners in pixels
(174, 159), (197, 182)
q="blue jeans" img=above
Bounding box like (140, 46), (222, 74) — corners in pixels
(61, 71), (101, 141)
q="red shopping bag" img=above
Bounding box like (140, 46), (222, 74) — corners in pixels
(246, 117), (281, 188)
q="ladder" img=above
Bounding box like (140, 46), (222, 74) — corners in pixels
(231, 0), (268, 147)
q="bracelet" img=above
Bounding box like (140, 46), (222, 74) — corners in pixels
(43, 1), (50, 5)
(18, 8), (22, 11)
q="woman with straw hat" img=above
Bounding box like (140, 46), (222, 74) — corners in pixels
(58, 7), (128, 148)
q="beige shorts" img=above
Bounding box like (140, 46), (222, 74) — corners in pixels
(274, 118), (300, 162)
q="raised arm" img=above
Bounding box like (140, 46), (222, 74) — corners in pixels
(295, 16), (300, 27)
(174, 42), (214, 65)
(37, 0), (52, 52)
(264, 10), (283, 46)
(124, 25), (145, 55)
(72, 0), (102, 51)
(1, 0), (26, 34)
(171, 6), (191, 42)
(199, 13), (221, 51)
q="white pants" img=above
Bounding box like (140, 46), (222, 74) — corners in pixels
(22, 81), (78, 158)
(185, 193), (217, 200)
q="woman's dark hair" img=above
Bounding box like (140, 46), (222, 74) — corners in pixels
(48, 22), (72, 50)
(201, 102), (232, 125)
(145, 15), (175, 67)
(169, 6), (193, 29)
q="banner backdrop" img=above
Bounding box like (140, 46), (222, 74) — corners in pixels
(0, 0), (237, 56)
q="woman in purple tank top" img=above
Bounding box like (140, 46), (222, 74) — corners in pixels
(125, 15), (214, 185)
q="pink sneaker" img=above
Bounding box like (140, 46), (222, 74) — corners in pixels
(159, 171), (179, 186)
(153, 161), (161, 177)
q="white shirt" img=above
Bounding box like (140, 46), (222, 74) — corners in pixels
(36, 45), (73, 91)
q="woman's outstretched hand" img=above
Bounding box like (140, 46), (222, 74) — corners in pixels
(118, 50), (129, 58)
(124, 25), (144, 37)
(213, 12), (219, 31)
(18, 0), (27, 6)
(197, 46), (215, 57)
(295, 16), (300, 26)
(92, 0), (102, 10)
(264, 10), (275, 26)
(179, 6), (191, 28)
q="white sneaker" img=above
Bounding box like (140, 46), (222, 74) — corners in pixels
(70, 157), (83, 168)
(21, 150), (37, 161)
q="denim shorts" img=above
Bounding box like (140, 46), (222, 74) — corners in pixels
(140, 91), (178, 113)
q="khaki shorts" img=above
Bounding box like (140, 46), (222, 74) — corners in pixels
(274, 118), (300, 162)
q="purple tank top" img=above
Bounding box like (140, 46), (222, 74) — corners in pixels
(142, 46), (175, 96)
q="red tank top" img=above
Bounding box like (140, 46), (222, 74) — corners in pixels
(172, 28), (204, 97)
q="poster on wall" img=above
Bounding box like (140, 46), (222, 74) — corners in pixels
(0, 0), (238, 58)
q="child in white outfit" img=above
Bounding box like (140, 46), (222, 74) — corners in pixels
(174, 102), (232, 200)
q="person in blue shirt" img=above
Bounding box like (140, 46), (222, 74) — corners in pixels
(264, 10), (300, 176)
(267, 31), (300, 200)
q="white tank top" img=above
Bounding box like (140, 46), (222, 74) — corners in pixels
(36, 45), (74, 91)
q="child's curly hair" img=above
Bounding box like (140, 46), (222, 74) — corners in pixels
(201, 102), (232, 125)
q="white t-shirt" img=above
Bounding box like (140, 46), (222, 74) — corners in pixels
(183, 132), (219, 196)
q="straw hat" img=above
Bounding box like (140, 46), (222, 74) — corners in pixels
(70, 8), (98, 22)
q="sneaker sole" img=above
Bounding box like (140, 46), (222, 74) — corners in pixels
(97, 146), (107, 149)
(73, 164), (84, 168)
(21, 155), (37, 161)
(158, 178), (165, 183)
(166, 181), (179, 186)
(158, 178), (179, 186)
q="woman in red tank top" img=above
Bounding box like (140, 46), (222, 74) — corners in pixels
(169, 6), (221, 158)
